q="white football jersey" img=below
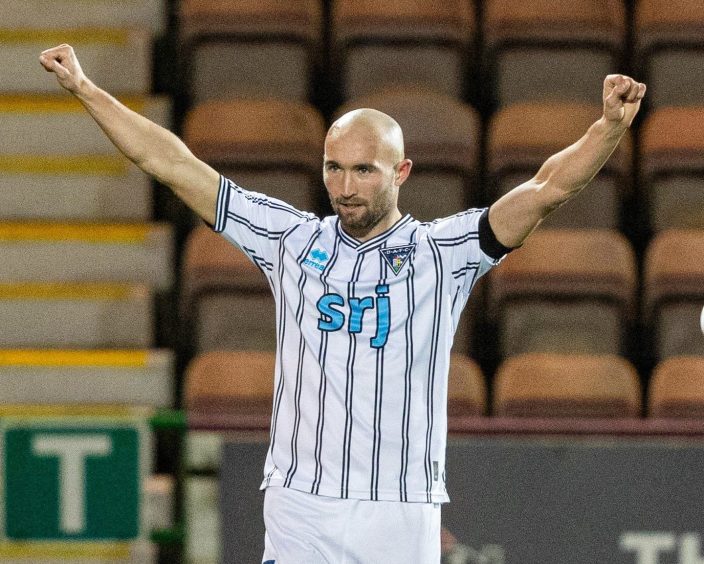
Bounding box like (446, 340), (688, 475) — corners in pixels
(213, 175), (503, 503)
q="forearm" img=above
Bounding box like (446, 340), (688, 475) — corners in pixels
(534, 116), (627, 206)
(75, 79), (192, 184)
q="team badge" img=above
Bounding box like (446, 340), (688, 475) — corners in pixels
(380, 244), (415, 276)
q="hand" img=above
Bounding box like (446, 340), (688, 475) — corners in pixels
(602, 74), (646, 127)
(39, 44), (88, 94)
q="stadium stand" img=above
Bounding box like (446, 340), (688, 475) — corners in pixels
(649, 356), (704, 418)
(493, 353), (642, 417)
(640, 106), (704, 232)
(183, 98), (326, 214)
(179, 0), (323, 103)
(486, 101), (633, 229)
(447, 354), (487, 417)
(643, 230), (704, 359)
(331, 0), (475, 101)
(483, 0), (625, 108)
(487, 229), (637, 357)
(634, 0), (704, 108)
(181, 225), (277, 354)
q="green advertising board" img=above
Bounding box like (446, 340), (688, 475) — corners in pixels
(0, 406), (152, 559)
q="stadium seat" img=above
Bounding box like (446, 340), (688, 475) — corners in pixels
(183, 98), (325, 214)
(184, 350), (275, 417)
(487, 229), (637, 357)
(483, 0), (625, 108)
(331, 0), (475, 101)
(649, 356), (704, 418)
(635, 0), (704, 107)
(0, 349), (173, 405)
(335, 87), (481, 222)
(0, 29), (153, 94)
(180, 0), (322, 103)
(0, 222), (174, 290)
(447, 354), (486, 417)
(493, 353), (642, 417)
(181, 226), (276, 353)
(486, 101), (632, 228)
(643, 230), (704, 359)
(0, 282), (154, 348)
(640, 107), (704, 232)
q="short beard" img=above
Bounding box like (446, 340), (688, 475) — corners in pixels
(331, 188), (395, 238)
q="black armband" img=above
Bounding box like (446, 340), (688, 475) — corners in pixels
(478, 208), (514, 260)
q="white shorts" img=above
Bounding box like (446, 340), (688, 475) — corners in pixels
(262, 486), (441, 564)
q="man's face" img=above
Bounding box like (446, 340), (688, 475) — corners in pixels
(323, 127), (400, 239)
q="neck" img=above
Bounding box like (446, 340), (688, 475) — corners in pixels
(342, 208), (403, 242)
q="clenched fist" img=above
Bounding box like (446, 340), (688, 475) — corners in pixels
(602, 74), (646, 127)
(39, 44), (88, 94)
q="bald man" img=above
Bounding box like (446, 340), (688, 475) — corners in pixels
(40, 44), (645, 563)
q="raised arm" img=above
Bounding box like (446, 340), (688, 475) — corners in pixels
(488, 74), (646, 249)
(39, 44), (219, 224)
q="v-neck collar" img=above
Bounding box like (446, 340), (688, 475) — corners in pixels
(335, 214), (413, 253)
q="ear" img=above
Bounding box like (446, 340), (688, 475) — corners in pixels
(394, 159), (413, 186)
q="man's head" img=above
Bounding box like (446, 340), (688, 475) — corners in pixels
(324, 108), (412, 240)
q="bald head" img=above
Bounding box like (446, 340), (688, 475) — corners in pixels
(327, 108), (405, 163)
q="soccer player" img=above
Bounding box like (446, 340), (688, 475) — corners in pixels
(40, 44), (645, 563)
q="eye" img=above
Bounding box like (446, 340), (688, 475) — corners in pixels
(357, 166), (370, 174)
(325, 163), (340, 172)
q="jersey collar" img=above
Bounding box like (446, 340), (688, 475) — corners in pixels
(336, 214), (413, 253)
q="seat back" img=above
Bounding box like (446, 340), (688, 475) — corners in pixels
(487, 101), (632, 228)
(332, 0), (475, 100)
(640, 107), (704, 231)
(185, 350), (275, 415)
(180, 0), (322, 102)
(643, 230), (704, 358)
(494, 353), (641, 417)
(447, 354), (486, 417)
(488, 229), (637, 356)
(649, 356), (704, 418)
(183, 98), (325, 213)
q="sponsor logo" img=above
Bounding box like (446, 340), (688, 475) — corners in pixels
(303, 248), (330, 271)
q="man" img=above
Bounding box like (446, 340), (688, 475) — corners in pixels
(40, 44), (645, 563)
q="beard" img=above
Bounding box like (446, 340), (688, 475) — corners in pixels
(331, 189), (394, 238)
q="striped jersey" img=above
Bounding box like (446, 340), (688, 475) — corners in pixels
(213, 175), (504, 503)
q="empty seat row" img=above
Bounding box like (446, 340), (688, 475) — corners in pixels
(181, 226), (704, 361)
(176, 95), (704, 234)
(184, 350), (704, 419)
(178, 0), (704, 108)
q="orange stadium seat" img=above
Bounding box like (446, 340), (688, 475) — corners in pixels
(181, 225), (276, 354)
(487, 229), (637, 357)
(635, 0), (704, 107)
(643, 230), (704, 359)
(331, 0), (475, 101)
(640, 107), (704, 232)
(486, 101), (633, 229)
(183, 98), (326, 214)
(184, 350), (275, 416)
(447, 354), (486, 417)
(649, 357), (704, 418)
(483, 0), (625, 108)
(493, 353), (642, 418)
(179, 0), (323, 103)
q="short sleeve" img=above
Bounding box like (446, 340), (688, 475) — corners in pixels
(428, 208), (509, 294)
(212, 175), (317, 274)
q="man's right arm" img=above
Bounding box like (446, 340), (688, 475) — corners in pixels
(39, 44), (219, 224)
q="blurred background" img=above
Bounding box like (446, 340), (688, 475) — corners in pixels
(1, 0), (704, 562)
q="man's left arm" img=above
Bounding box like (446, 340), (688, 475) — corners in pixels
(488, 74), (646, 249)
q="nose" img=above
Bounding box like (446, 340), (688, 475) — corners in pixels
(341, 172), (356, 198)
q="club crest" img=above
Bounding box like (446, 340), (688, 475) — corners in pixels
(380, 245), (415, 275)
